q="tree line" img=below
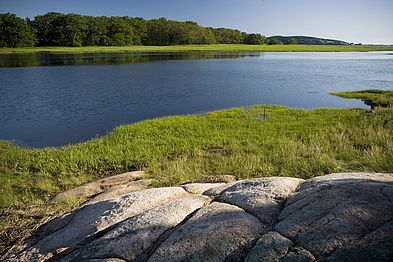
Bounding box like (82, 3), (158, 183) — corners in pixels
(0, 12), (296, 47)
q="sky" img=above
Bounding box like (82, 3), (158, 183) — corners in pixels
(1, 0), (392, 44)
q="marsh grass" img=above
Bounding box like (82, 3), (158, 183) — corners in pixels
(1, 90), (393, 255)
(331, 89), (393, 108)
(1, 44), (393, 54)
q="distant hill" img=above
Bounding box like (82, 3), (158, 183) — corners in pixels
(268, 36), (351, 45)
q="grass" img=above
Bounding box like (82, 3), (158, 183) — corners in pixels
(1, 44), (393, 54)
(1, 90), (393, 255)
(331, 89), (393, 108)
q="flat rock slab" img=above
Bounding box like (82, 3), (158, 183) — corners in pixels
(147, 201), (263, 262)
(181, 183), (225, 194)
(9, 173), (393, 262)
(245, 231), (293, 262)
(297, 172), (393, 191)
(202, 182), (238, 197)
(87, 179), (155, 203)
(245, 231), (315, 262)
(218, 177), (304, 224)
(51, 171), (145, 203)
(275, 173), (393, 260)
(13, 187), (187, 261)
(60, 195), (210, 261)
(326, 220), (393, 261)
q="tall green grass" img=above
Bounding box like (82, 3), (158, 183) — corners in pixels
(331, 89), (393, 108)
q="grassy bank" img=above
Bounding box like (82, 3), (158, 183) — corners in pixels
(1, 90), (393, 254)
(1, 44), (393, 54)
(331, 89), (393, 108)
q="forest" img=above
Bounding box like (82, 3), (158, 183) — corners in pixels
(0, 12), (293, 47)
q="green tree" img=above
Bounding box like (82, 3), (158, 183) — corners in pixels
(243, 33), (267, 45)
(172, 21), (216, 45)
(108, 17), (134, 46)
(32, 13), (89, 47)
(127, 17), (148, 45)
(213, 28), (244, 44)
(286, 38), (297, 45)
(146, 18), (171, 45)
(31, 12), (65, 46)
(0, 13), (36, 47)
(85, 16), (112, 46)
(60, 14), (88, 47)
(268, 37), (283, 45)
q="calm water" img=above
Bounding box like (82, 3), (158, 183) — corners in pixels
(0, 52), (392, 148)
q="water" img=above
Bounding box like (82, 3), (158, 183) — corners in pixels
(0, 52), (392, 148)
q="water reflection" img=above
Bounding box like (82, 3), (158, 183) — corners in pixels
(0, 52), (261, 67)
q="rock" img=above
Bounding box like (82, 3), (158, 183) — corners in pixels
(60, 196), (210, 261)
(51, 183), (102, 204)
(27, 213), (74, 245)
(147, 202), (263, 262)
(245, 231), (293, 262)
(95, 171), (145, 187)
(9, 173), (393, 262)
(326, 220), (393, 262)
(92, 259), (127, 262)
(51, 171), (145, 203)
(297, 172), (393, 191)
(245, 231), (315, 262)
(87, 179), (155, 203)
(181, 183), (225, 194)
(9, 248), (53, 262)
(202, 182), (238, 197)
(195, 175), (237, 183)
(275, 173), (393, 258)
(218, 177), (304, 224)
(14, 187), (187, 261)
(282, 247), (315, 262)
(82, 259), (127, 262)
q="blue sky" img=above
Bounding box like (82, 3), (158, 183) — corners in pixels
(1, 0), (392, 44)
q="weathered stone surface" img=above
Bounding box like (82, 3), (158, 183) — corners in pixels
(202, 182), (237, 197)
(326, 220), (393, 262)
(9, 248), (53, 262)
(147, 202), (263, 262)
(245, 231), (315, 262)
(275, 173), (393, 259)
(218, 177), (304, 224)
(87, 179), (155, 203)
(14, 187), (187, 261)
(8, 173), (393, 262)
(282, 247), (315, 262)
(181, 183), (225, 194)
(245, 231), (293, 262)
(60, 196), (210, 261)
(91, 259), (126, 262)
(51, 171), (145, 203)
(82, 259), (127, 262)
(297, 172), (393, 191)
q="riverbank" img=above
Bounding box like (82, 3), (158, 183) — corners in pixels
(0, 90), (392, 254)
(1, 44), (393, 54)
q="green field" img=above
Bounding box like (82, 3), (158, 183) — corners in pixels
(1, 44), (393, 54)
(1, 90), (392, 254)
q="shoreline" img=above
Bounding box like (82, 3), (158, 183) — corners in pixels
(1, 44), (393, 54)
(1, 102), (371, 150)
